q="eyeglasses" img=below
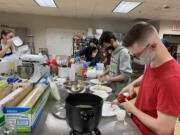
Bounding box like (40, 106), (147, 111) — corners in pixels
(132, 44), (150, 59)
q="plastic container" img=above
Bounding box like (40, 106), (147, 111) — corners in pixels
(69, 64), (75, 81)
(81, 68), (88, 78)
(58, 67), (70, 78)
(75, 63), (83, 76)
(96, 63), (104, 76)
(86, 69), (97, 78)
(0, 60), (10, 74)
(96, 63), (104, 71)
(0, 113), (16, 135)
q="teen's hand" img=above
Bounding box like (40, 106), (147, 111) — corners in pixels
(121, 99), (136, 113)
(119, 83), (135, 96)
(6, 39), (13, 47)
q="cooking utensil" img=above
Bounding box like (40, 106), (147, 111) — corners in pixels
(17, 62), (34, 79)
(65, 93), (103, 133)
(35, 73), (47, 84)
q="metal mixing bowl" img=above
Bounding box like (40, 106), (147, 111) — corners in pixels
(63, 80), (88, 94)
(17, 62), (34, 79)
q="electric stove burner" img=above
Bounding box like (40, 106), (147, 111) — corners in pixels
(69, 129), (101, 135)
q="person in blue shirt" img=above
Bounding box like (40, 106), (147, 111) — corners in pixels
(161, 38), (178, 60)
(76, 38), (102, 68)
(161, 38), (169, 48)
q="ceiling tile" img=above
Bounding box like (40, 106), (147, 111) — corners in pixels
(0, 0), (179, 20)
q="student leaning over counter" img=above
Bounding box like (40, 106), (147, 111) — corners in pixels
(98, 31), (132, 97)
(120, 22), (180, 135)
(75, 38), (102, 67)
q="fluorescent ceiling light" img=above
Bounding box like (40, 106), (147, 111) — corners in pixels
(113, 1), (141, 13)
(34, 0), (57, 8)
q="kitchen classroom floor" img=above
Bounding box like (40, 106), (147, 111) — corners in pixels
(133, 87), (180, 135)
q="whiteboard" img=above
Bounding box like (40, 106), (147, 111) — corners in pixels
(46, 28), (87, 56)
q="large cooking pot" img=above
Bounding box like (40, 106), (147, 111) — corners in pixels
(65, 93), (103, 133)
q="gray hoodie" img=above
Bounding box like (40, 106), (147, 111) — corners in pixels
(109, 42), (132, 96)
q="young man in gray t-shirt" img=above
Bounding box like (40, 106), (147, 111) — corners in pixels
(98, 31), (132, 97)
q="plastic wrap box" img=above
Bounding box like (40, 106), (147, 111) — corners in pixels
(3, 88), (50, 133)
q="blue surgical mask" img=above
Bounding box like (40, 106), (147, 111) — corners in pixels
(133, 45), (156, 65)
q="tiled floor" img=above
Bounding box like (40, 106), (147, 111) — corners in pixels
(133, 87), (180, 135)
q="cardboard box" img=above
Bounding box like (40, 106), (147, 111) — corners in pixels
(3, 88), (50, 132)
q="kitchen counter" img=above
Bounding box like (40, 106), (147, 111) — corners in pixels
(31, 86), (142, 135)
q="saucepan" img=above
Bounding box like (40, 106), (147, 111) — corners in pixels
(65, 93), (103, 133)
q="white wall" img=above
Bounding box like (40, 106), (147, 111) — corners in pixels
(159, 20), (180, 38)
(0, 12), (135, 53)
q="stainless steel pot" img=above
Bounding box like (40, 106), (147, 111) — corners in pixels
(17, 62), (34, 79)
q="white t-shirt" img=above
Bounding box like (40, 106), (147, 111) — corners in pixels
(0, 40), (15, 54)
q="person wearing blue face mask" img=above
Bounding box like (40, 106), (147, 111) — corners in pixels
(75, 38), (102, 68)
(131, 43), (156, 65)
(119, 22), (180, 135)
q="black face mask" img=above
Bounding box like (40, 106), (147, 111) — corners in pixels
(106, 46), (115, 51)
(89, 46), (97, 51)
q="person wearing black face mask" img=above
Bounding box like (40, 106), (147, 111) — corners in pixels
(75, 38), (102, 67)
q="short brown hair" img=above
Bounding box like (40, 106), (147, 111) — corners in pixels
(123, 22), (157, 47)
(0, 29), (14, 39)
(99, 31), (117, 45)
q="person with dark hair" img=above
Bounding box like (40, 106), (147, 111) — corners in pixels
(0, 29), (15, 58)
(98, 31), (132, 96)
(75, 38), (102, 67)
(120, 22), (180, 135)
